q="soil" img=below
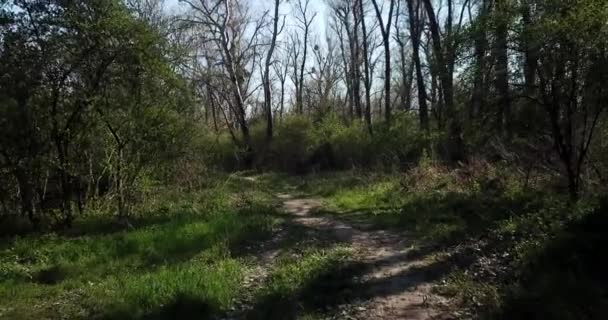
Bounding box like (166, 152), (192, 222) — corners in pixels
(279, 193), (454, 320)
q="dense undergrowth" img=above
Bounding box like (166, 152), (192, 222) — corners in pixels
(1, 165), (606, 319)
(199, 113), (429, 172)
(286, 163), (607, 320)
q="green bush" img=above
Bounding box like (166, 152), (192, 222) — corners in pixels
(195, 112), (430, 172)
(311, 115), (373, 169)
(267, 115), (314, 172)
(370, 113), (429, 168)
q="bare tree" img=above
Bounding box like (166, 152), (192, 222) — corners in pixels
(263, 0), (285, 141)
(406, 0), (429, 132)
(351, 0), (364, 119)
(393, 0), (413, 112)
(288, 30), (303, 111)
(422, 0), (465, 161)
(293, 0), (317, 114)
(329, 0), (360, 120)
(310, 35), (342, 117)
(329, 7), (354, 119)
(470, 0), (489, 120)
(492, 0), (511, 138)
(370, 0), (396, 123)
(180, 0), (268, 166)
(272, 47), (290, 121)
(359, 0), (373, 133)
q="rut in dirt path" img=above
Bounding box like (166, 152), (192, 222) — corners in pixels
(279, 193), (454, 320)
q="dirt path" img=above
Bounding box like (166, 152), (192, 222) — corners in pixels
(279, 193), (453, 320)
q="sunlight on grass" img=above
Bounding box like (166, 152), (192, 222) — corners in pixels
(0, 181), (278, 319)
(100, 258), (244, 318)
(246, 246), (354, 319)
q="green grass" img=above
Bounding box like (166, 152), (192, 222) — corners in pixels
(3, 170), (605, 320)
(288, 170), (607, 319)
(294, 170), (553, 246)
(0, 173), (360, 320)
(0, 179), (279, 319)
(246, 246), (355, 319)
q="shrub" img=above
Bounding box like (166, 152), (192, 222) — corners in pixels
(370, 113), (429, 168)
(268, 115), (314, 172)
(310, 114), (373, 169)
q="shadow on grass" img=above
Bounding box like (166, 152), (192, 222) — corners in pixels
(497, 202), (608, 320)
(230, 202), (357, 263)
(330, 191), (544, 247)
(244, 258), (366, 320)
(102, 294), (216, 320)
(243, 249), (472, 320)
(3, 205), (277, 289)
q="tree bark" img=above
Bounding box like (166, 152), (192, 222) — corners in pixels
(263, 0), (281, 141)
(471, 0), (488, 120)
(359, 0), (373, 133)
(521, 0), (537, 98)
(351, 1), (363, 119)
(493, 0), (511, 138)
(406, 0), (429, 133)
(371, 0), (396, 124)
(423, 0), (465, 162)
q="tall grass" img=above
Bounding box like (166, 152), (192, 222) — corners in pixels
(0, 180), (278, 319)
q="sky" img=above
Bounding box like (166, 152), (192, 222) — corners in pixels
(165, 0), (329, 43)
(162, 0), (401, 101)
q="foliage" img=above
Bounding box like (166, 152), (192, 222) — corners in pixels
(0, 0), (196, 226)
(291, 165), (606, 319)
(203, 112), (431, 172)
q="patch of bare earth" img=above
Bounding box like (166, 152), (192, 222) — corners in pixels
(279, 193), (455, 320)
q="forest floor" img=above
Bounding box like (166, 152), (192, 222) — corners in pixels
(221, 175), (458, 320)
(1, 171), (604, 320)
(274, 193), (451, 319)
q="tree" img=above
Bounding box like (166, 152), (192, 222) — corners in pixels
(406, 0), (430, 133)
(180, 0), (268, 166)
(263, 0), (284, 141)
(532, 0), (608, 199)
(272, 48), (290, 121)
(359, 0), (373, 133)
(393, 0), (414, 112)
(370, 0), (396, 123)
(0, 0), (194, 225)
(470, 0), (489, 121)
(422, 0), (465, 162)
(293, 0), (317, 114)
(328, 0), (358, 120)
(492, 0), (512, 138)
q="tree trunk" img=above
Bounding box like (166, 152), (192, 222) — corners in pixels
(371, 0), (395, 124)
(423, 0), (465, 162)
(471, 0), (488, 120)
(521, 0), (537, 98)
(15, 168), (39, 227)
(407, 0), (429, 133)
(493, 0), (511, 138)
(359, 0), (373, 133)
(263, 0), (281, 142)
(351, 2), (363, 119)
(116, 147), (126, 218)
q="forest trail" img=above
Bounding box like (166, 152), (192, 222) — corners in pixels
(276, 193), (453, 320)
